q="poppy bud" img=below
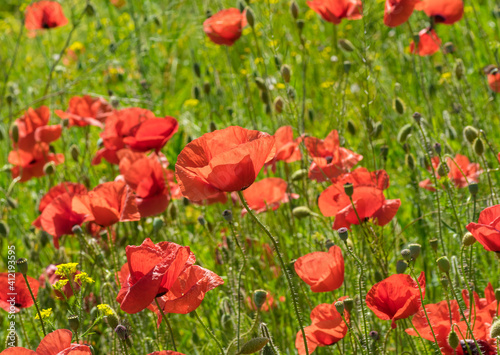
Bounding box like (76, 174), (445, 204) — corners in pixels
(115, 324), (130, 340)
(463, 126), (478, 144)
(210, 121), (217, 132)
(325, 239), (335, 250)
(437, 162), (447, 177)
(206, 9), (212, 18)
(491, 320), (500, 339)
(274, 55), (281, 69)
(85, 3), (95, 16)
(462, 232), (476, 246)
(192, 85), (201, 100)
(274, 96), (284, 113)
(222, 210), (233, 223)
(343, 183), (353, 197)
(281, 65), (291, 83)
(292, 206), (315, 219)
(197, 215), (206, 226)
(343, 298), (354, 313)
(369, 330), (379, 341)
(70, 144), (80, 161)
(296, 19), (305, 31)
(11, 124), (19, 144)
(5, 94), (13, 105)
(401, 249), (411, 261)
(347, 120), (356, 135)
(380, 145), (389, 161)
(203, 82), (211, 95)
(434, 143), (442, 155)
(454, 59), (464, 80)
(68, 315), (80, 332)
(372, 122), (382, 138)
(396, 260), (408, 274)
(193, 63), (201, 78)
(16, 258), (28, 275)
(440, 275), (449, 289)
(448, 330), (459, 348)
(338, 39), (355, 52)
(336, 228), (348, 242)
(245, 7), (255, 27)
(443, 42), (456, 54)
(343, 61), (351, 74)
(291, 169), (307, 181)
(334, 301), (344, 314)
(468, 183), (479, 196)
(253, 290), (268, 310)
(43, 162), (55, 175)
(473, 138), (484, 156)
(290, 1), (299, 19)
(152, 218), (164, 233)
(0, 221), (8, 238)
(437, 256), (451, 273)
(495, 288), (500, 302)
(406, 154), (416, 171)
(239, 338), (269, 354)
(71, 225), (83, 236)
(287, 87), (296, 100)
(430, 239), (438, 252)
(408, 244), (421, 259)
(393, 97), (406, 115)
(260, 90), (270, 105)
(412, 112), (422, 124)
(7, 197), (17, 209)
(255, 77), (267, 91)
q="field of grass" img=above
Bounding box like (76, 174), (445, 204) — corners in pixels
(1, 0), (500, 354)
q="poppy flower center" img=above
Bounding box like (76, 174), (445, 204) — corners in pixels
(459, 339), (483, 355)
(434, 15), (446, 23)
(14, 303), (22, 308)
(325, 156), (334, 164)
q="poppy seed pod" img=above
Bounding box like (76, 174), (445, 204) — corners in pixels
(437, 256), (451, 273)
(401, 249), (411, 261)
(468, 182), (479, 196)
(394, 97), (406, 115)
(245, 7), (255, 27)
(369, 330), (379, 341)
(462, 232), (476, 246)
(334, 301), (344, 314)
(396, 260), (408, 274)
(412, 112), (422, 124)
(222, 209), (233, 223)
(473, 138), (484, 156)
(71, 225), (83, 236)
(290, 1), (299, 19)
(16, 258), (28, 275)
(11, 124), (19, 144)
(408, 244), (421, 259)
(343, 298), (354, 313)
(281, 65), (291, 83)
(68, 315), (80, 332)
(338, 227), (348, 241)
(490, 319), (500, 339)
(114, 324), (130, 340)
(448, 330), (459, 348)
(0, 221), (9, 237)
(239, 338), (270, 354)
(463, 126), (478, 144)
(343, 183), (353, 197)
(253, 290), (268, 310)
(274, 96), (284, 113)
(429, 239), (438, 251)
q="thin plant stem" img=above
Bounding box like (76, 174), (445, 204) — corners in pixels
(155, 298), (177, 351)
(22, 274), (46, 336)
(193, 309), (225, 355)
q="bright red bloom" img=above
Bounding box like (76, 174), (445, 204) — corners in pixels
(122, 117), (178, 152)
(203, 8), (247, 46)
(307, 0), (362, 25)
(0, 273), (39, 313)
(32, 182), (88, 248)
(318, 168), (400, 229)
(175, 126), (276, 201)
(294, 246), (344, 293)
(384, 0), (419, 27)
(295, 297), (350, 355)
(419, 154), (481, 191)
(462, 283), (499, 317)
(488, 72), (500, 92)
(13, 106), (62, 148)
(116, 238), (195, 314)
(55, 95), (112, 128)
(72, 181), (141, 227)
(410, 28), (441, 56)
(242, 178), (298, 214)
(406, 299), (497, 354)
(366, 272), (425, 328)
(266, 126), (302, 171)
(8, 142), (64, 182)
(3, 329), (91, 354)
(415, 0), (464, 25)
(39, 264), (81, 300)
(25, 1), (68, 30)
(466, 204), (500, 252)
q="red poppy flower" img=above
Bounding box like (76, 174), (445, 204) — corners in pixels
(410, 28), (441, 56)
(13, 106), (62, 147)
(122, 117), (178, 152)
(406, 299), (497, 354)
(462, 283), (499, 317)
(8, 141), (64, 182)
(175, 126), (276, 202)
(294, 246), (344, 293)
(32, 182), (88, 248)
(295, 297), (350, 355)
(415, 0), (464, 25)
(488, 72), (500, 92)
(419, 154), (481, 191)
(72, 181), (141, 227)
(25, 1), (68, 30)
(366, 272), (425, 328)
(266, 126), (302, 172)
(242, 178), (298, 214)
(384, 0), (419, 27)
(4, 329), (91, 354)
(466, 204), (500, 253)
(55, 95), (112, 128)
(0, 273), (39, 313)
(307, 0), (362, 25)
(39, 264), (81, 299)
(116, 238), (195, 314)
(304, 130), (362, 182)
(203, 8), (247, 46)
(318, 168), (400, 229)
(190, 191), (228, 206)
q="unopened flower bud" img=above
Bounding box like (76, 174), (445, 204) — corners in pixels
(168, 202), (177, 220)
(347, 120), (356, 135)
(274, 96), (284, 113)
(491, 319), (500, 339)
(85, 3), (95, 16)
(16, 258), (28, 275)
(343, 298), (354, 313)
(203, 82), (211, 95)
(448, 330), (459, 348)
(255, 77), (267, 91)
(43, 162), (55, 175)
(222, 210), (233, 223)
(5, 331), (18, 348)
(462, 232), (476, 246)
(193, 62), (201, 78)
(114, 324), (130, 340)
(292, 206), (314, 219)
(325, 239), (335, 250)
(437, 256), (451, 273)
(406, 154), (416, 171)
(153, 218), (164, 233)
(71, 225), (83, 236)
(70, 144), (80, 161)
(68, 315), (80, 332)
(369, 330), (379, 341)
(296, 19), (305, 31)
(192, 85), (201, 99)
(338, 227), (348, 241)
(281, 65), (291, 83)
(437, 162), (447, 177)
(334, 301), (344, 314)
(468, 183), (479, 196)
(291, 169), (307, 181)
(473, 138), (485, 156)
(434, 143), (442, 155)
(463, 126), (478, 144)
(396, 260), (408, 274)
(197, 215), (206, 226)
(394, 97), (406, 115)
(253, 290), (268, 310)
(245, 7), (255, 27)
(397, 124), (413, 144)
(380, 146), (389, 161)
(290, 1), (299, 19)
(413, 112), (422, 124)
(495, 288), (500, 302)
(0, 221), (9, 237)
(338, 39), (355, 52)
(343, 183), (353, 197)
(343, 60), (351, 74)
(11, 124), (19, 144)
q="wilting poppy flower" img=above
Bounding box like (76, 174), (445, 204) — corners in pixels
(175, 126), (276, 202)
(466, 204), (500, 253)
(72, 181), (141, 227)
(242, 178), (298, 214)
(32, 182), (88, 248)
(55, 95), (112, 127)
(39, 264), (81, 299)
(295, 297), (350, 355)
(304, 130), (362, 182)
(410, 28), (441, 56)
(318, 168), (400, 229)
(122, 117), (178, 152)
(488, 71), (500, 92)
(307, 0), (362, 24)
(116, 238), (195, 314)
(25, 1), (68, 31)
(3, 329), (91, 354)
(384, 0), (419, 27)
(366, 272), (425, 328)
(203, 8), (247, 46)
(406, 299), (497, 354)
(415, 0), (464, 25)
(265, 126), (302, 172)
(419, 154), (481, 191)
(294, 246), (344, 293)
(0, 273), (39, 313)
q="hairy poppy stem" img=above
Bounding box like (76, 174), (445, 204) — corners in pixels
(193, 309), (225, 354)
(154, 298), (177, 351)
(237, 190), (309, 355)
(18, 311), (32, 349)
(22, 273), (46, 336)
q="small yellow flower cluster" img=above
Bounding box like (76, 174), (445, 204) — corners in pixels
(35, 308), (52, 320)
(53, 279), (69, 291)
(97, 304), (114, 317)
(74, 272), (95, 284)
(55, 263), (79, 276)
